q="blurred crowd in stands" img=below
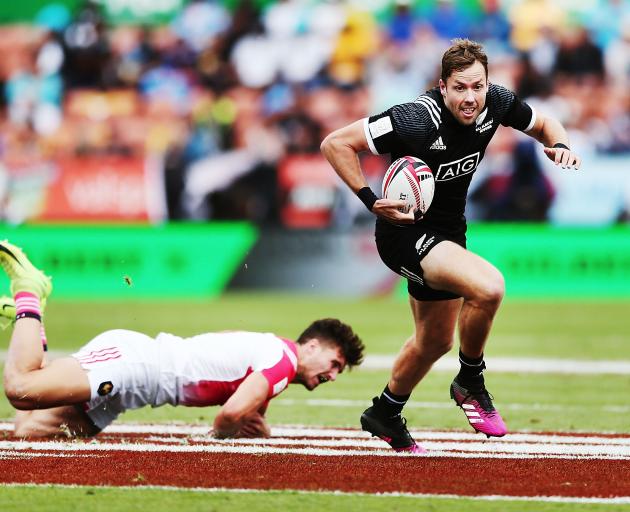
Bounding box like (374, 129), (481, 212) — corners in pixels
(1, 0), (629, 225)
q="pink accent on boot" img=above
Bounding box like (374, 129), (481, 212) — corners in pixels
(451, 380), (508, 437)
(394, 443), (427, 454)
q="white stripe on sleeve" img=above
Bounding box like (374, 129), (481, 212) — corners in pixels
(363, 117), (379, 155)
(524, 106), (537, 132)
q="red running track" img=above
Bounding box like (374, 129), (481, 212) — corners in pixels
(1, 424), (629, 499)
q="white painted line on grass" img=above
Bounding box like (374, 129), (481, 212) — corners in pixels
(1, 442), (628, 460)
(365, 355), (630, 374)
(3, 422), (629, 444)
(2, 424), (630, 460)
(273, 398), (630, 415)
(2, 352), (630, 375)
(138, 435), (630, 458)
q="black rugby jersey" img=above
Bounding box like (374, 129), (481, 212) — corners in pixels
(364, 83), (536, 232)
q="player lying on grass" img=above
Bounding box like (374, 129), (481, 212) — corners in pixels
(0, 240), (364, 439)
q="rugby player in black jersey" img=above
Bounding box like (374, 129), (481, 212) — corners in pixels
(321, 39), (581, 453)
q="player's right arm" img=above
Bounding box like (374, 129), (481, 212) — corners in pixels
(212, 372), (269, 438)
(321, 121), (414, 224)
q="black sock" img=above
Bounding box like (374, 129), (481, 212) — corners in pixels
(375, 385), (410, 419)
(457, 349), (486, 385)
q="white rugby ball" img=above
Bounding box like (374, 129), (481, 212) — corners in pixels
(382, 156), (435, 219)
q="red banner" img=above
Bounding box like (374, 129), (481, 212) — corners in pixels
(278, 154), (339, 228)
(40, 156), (156, 222)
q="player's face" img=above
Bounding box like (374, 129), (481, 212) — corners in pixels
(297, 340), (346, 391)
(439, 60), (488, 126)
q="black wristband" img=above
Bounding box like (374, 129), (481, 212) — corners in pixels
(552, 143), (570, 150)
(16, 311), (42, 322)
(357, 187), (378, 212)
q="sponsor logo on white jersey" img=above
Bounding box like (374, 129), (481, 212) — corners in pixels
(430, 136), (447, 150)
(435, 152), (480, 182)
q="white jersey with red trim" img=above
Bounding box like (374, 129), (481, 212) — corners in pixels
(72, 329), (298, 429)
(154, 331), (298, 407)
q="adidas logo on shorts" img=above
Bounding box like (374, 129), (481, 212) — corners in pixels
(430, 137), (446, 150)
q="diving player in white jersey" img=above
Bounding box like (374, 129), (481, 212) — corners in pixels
(0, 240), (364, 439)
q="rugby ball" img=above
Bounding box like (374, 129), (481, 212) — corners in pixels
(382, 156), (434, 219)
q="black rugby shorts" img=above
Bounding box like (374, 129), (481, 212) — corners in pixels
(375, 219), (467, 301)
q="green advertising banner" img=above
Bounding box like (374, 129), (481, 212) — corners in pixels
(0, 223), (257, 298)
(0, 0), (185, 25)
(398, 224), (630, 299)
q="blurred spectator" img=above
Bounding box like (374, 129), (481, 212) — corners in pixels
(508, 0), (567, 52)
(263, 0), (305, 39)
(115, 27), (159, 87)
(604, 17), (630, 88)
(328, 9), (378, 86)
(553, 27), (605, 83)
(514, 53), (553, 99)
(230, 24), (277, 88)
(473, 140), (555, 221)
(35, 3), (71, 34)
(582, 0), (630, 50)
(163, 141), (188, 220)
(387, 0), (415, 46)
(5, 47), (63, 135)
(139, 58), (193, 115)
(36, 31), (65, 77)
(368, 41), (429, 112)
(470, 0), (510, 49)
(425, 0), (471, 41)
(171, 0), (230, 53)
(62, 1), (112, 88)
(527, 26), (558, 77)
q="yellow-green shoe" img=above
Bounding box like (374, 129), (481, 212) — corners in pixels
(0, 296), (15, 330)
(0, 240), (52, 300)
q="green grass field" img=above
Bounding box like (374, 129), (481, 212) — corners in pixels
(1, 294), (630, 510)
(0, 485), (624, 512)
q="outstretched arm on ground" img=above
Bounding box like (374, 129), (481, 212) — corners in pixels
(212, 372), (270, 438)
(526, 113), (581, 169)
(320, 121), (414, 223)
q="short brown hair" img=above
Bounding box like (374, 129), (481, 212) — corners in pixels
(441, 38), (488, 82)
(296, 318), (365, 368)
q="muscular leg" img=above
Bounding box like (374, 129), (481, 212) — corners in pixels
(420, 240), (508, 437)
(361, 288), (461, 453)
(388, 297), (461, 395)
(362, 241), (506, 448)
(421, 241), (505, 359)
(4, 318), (91, 410)
(1, 240), (94, 437)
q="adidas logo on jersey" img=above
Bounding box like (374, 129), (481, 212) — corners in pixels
(430, 137), (446, 150)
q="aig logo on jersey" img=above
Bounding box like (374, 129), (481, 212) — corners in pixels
(435, 152), (480, 181)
